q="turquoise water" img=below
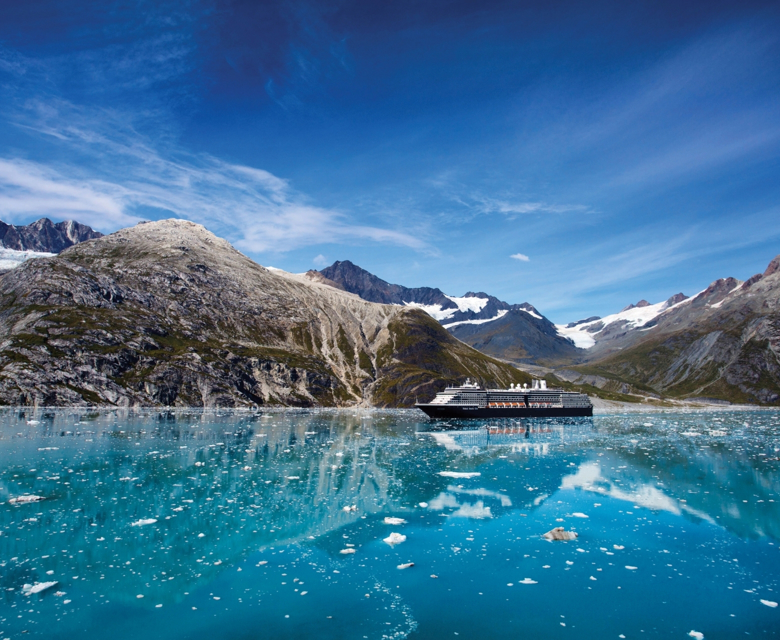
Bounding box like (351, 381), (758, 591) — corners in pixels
(1, 409), (779, 639)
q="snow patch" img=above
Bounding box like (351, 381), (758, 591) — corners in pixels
(556, 299), (671, 349)
(443, 310), (508, 329)
(445, 295), (489, 313)
(518, 307), (542, 320)
(402, 301), (457, 321)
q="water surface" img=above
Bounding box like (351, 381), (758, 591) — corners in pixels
(1, 409), (779, 639)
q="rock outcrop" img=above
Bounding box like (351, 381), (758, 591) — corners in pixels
(0, 220), (529, 407)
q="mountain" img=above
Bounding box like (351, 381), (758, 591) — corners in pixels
(319, 260), (578, 364)
(0, 220), (529, 407)
(448, 308), (582, 364)
(565, 255), (780, 404)
(0, 217), (102, 252)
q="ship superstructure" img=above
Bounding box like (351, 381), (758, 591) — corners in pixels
(416, 379), (592, 418)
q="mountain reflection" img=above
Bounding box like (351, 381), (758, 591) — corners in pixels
(1, 409), (779, 610)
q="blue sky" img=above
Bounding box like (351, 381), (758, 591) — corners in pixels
(1, 0), (779, 323)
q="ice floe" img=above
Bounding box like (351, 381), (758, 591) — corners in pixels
(8, 494), (45, 504)
(439, 471), (480, 479)
(384, 517), (407, 525)
(131, 518), (157, 527)
(543, 527), (578, 541)
(384, 532), (407, 546)
(22, 581), (58, 596)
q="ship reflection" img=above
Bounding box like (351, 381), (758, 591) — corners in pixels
(420, 417), (595, 448)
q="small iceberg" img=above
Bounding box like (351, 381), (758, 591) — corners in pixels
(760, 599), (778, 608)
(9, 495), (45, 505)
(518, 578), (538, 585)
(688, 632), (704, 639)
(22, 581), (58, 596)
(384, 517), (407, 525)
(131, 518), (157, 527)
(384, 532), (407, 546)
(542, 527), (578, 541)
(397, 562), (414, 570)
(439, 471), (480, 479)
(339, 548), (356, 555)
(343, 505), (357, 513)
(571, 512), (589, 518)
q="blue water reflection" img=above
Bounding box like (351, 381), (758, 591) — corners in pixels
(1, 409), (779, 639)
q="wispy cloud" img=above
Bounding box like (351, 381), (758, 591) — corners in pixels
(312, 254), (328, 267)
(0, 45), (425, 254)
(478, 198), (588, 216)
(510, 253), (529, 262)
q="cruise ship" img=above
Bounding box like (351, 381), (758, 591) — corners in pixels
(416, 379), (593, 419)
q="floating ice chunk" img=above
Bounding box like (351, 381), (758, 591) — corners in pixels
(397, 563), (414, 570)
(760, 599), (778, 608)
(518, 578), (537, 585)
(543, 527), (578, 541)
(27, 420), (40, 425)
(22, 581), (58, 595)
(131, 519), (157, 527)
(384, 532), (407, 546)
(300, 591), (308, 595)
(688, 632), (704, 639)
(571, 512), (589, 518)
(613, 545), (624, 550)
(343, 505), (357, 513)
(710, 430), (727, 436)
(339, 548), (356, 555)
(419, 502), (429, 508)
(590, 576), (597, 581)
(9, 495), (45, 504)
(198, 533), (205, 538)
(681, 431), (701, 437)
(242, 466), (252, 471)
(439, 471), (480, 479)
(287, 476), (300, 480)
(384, 517), (407, 525)
(625, 566), (637, 570)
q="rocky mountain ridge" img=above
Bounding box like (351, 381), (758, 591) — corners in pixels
(0, 217), (102, 253)
(319, 260), (578, 364)
(563, 254), (780, 404)
(0, 220), (529, 407)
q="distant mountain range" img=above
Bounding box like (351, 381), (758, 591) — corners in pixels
(1, 217), (777, 405)
(0, 218), (103, 273)
(319, 260), (579, 364)
(318, 256), (780, 405)
(0, 218), (102, 252)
